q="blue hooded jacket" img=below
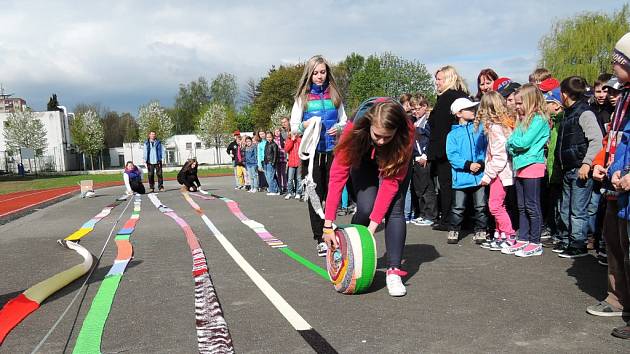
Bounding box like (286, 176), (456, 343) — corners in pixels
(244, 145), (258, 168)
(446, 122), (487, 189)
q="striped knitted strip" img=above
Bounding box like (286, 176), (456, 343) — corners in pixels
(0, 195), (129, 344)
(65, 196), (128, 241)
(181, 191), (338, 354)
(194, 191), (328, 280)
(148, 193), (234, 354)
(0, 240), (94, 344)
(72, 195), (141, 354)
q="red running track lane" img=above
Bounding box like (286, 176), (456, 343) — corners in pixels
(0, 181), (124, 218)
(0, 173), (232, 218)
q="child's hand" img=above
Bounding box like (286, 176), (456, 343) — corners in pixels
(470, 163), (481, 173)
(578, 164), (590, 180)
(592, 165), (607, 182)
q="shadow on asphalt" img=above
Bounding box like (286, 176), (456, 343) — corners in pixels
(566, 255), (607, 302)
(367, 244), (441, 293)
(0, 290), (25, 308)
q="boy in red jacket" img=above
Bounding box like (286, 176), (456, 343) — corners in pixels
(284, 132), (303, 200)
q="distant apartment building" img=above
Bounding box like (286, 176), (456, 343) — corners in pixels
(1, 97), (27, 113)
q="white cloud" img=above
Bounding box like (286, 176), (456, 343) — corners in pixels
(0, 0), (623, 113)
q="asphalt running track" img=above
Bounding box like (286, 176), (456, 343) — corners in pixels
(1, 176), (628, 353)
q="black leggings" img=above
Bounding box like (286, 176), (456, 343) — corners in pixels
(302, 151), (333, 242)
(350, 158), (411, 268)
(178, 175), (198, 192)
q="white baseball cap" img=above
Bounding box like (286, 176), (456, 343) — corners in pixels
(450, 98), (479, 114)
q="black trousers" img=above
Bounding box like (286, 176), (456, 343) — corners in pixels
(146, 162), (163, 189)
(351, 158), (411, 268)
(413, 162), (437, 222)
(431, 159), (452, 225)
(129, 179), (146, 194)
(178, 175), (198, 191)
(302, 151), (333, 242)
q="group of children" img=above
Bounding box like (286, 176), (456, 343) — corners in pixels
(227, 120), (305, 201)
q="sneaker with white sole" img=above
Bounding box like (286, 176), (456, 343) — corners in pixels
(586, 301), (630, 317)
(411, 217), (434, 226)
(481, 231), (499, 249)
(266, 192), (280, 196)
(316, 242), (328, 257)
(295, 194), (301, 200)
(501, 240), (528, 255)
(386, 268), (407, 297)
(284, 194), (293, 200)
(515, 243), (543, 257)
(472, 231), (487, 244)
(447, 230), (459, 244)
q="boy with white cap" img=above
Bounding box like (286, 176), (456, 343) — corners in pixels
(445, 98), (488, 244)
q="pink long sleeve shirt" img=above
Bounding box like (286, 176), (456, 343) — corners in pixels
(324, 122), (413, 223)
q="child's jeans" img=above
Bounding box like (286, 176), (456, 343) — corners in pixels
(558, 168), (593, 248)
(264, 163), (279, 193)
(489, 177), (515, 236)
(287, 165), (303, 195)
(246, 165), (259, 189)
(448, 186), (487, 231)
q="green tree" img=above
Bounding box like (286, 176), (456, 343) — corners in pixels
(539, 4), (630, 83)
(243, 78), (259, 106)
(102, 111), (122, 148)
(210, 72), (238, 108)
(172, 77), (212, 134)
(137, 101), (173, 142)
(334, 53), (365, 105)
(197, 103), (229, 163)
(348, 55), (385, 109)
(120, 112), (139, 143)
(71, 109), (104, 170)
(46, 94), (61, 111)
(3, 110), (47, 157)
(347, 53), (435, 109)
(251, 64), (303, 129)
(230, 104), (255, 132)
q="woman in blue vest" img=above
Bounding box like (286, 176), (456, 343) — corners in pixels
(290, 55), (347, 257)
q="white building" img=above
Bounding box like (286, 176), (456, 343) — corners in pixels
(109, 134), (237, 167)
(0, 110), (81, 172)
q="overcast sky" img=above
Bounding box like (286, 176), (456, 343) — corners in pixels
(0, 0), (624, 114)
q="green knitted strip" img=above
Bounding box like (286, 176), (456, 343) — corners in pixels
(72, 275), (123, 354)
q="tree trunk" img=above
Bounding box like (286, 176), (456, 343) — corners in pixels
(90, 155), (94, 170)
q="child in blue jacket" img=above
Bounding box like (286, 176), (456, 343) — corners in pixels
(244, 136), (259, 192)
(446, 98), (488, 244)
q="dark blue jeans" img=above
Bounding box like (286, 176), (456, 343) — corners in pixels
(264, 163), (278, 193)
(515, 177), (543, 243)
(448, 186), (487, 232)
(558, 168), (593, 248)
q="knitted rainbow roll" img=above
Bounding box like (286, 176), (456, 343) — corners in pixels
(326, 225), (376, 294)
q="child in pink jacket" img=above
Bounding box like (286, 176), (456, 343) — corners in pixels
(477, 92), (517, 250)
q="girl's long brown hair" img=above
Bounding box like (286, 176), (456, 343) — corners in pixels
(335, 101), (412, 178)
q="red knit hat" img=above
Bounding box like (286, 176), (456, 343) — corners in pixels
(233, 130), (241, 136)
(538, 78), (560, 93)
(492, 77), (511, 92)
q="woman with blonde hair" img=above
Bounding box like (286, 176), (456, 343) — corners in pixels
(323, 98), (413, 296)
(290, 55), (348, 257)
(427, 65), (470, 232)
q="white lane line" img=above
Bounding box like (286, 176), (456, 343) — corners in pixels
(199, 214), (312, 331)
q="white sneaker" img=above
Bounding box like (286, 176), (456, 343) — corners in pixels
(249, 188), (257, 193)
(386, 268), (407, 297)
(284, 194), (292, 200)
(266, 192), (280, 196)
(294, 194), (301, 200)
(316, 242), (328, 257)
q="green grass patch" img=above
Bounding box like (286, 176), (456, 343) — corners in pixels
(0, 167), (233, 195)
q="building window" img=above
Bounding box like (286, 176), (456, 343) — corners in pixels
(195, 142), (202, 149)
(186, 142), (192, 150)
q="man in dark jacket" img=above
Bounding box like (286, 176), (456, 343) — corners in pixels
(143, 131), (164, 193)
